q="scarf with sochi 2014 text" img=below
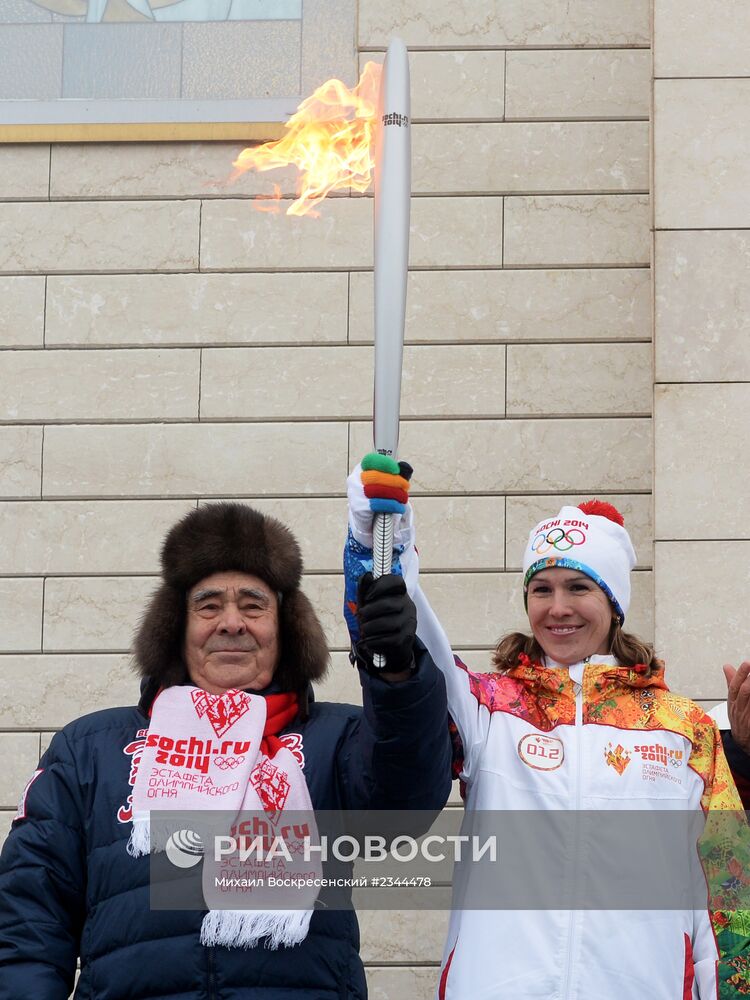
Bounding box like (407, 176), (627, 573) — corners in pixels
(127, 685), (321, 949)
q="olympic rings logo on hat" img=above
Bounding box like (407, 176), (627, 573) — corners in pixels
(532, 527), (586, 555)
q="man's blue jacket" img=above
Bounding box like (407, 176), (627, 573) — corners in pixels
(0, 648), (450, 1000)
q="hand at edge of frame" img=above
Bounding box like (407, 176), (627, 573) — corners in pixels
(723, 660), (750, 754)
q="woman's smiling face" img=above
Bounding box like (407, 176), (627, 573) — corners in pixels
(526, 568), (614, 666)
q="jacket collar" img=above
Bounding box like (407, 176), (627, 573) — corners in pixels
(505, 654), (668, 697)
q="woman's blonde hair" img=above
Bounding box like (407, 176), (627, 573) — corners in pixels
(491, 621), (658, 675)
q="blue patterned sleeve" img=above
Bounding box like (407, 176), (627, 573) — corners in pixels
(343, 527), (404, 644)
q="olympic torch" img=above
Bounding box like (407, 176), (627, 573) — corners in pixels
(372, 38), (411, 667)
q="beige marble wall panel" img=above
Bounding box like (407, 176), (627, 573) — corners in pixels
(506, 50), (650, 120)
(0, 349), (200, 421)
(201, 197), (504, 270)
(0, 277), (45, 347)
(626, 571), (656, 643)
(50, 143), (298, 200)
(506, 343), (652, 416)
(302, 574), (347, 649)
(654, 0), (750, 77)
(46, 273), (348, 347)
(421, 571), (521, 645)
(43, 423), (346, 498)
(0, 733), (43, 808)
(410, 496), (504, 570)
(420, 569), (653, 645)
(0, 145), (49, 201)
(0, 579), (43, 652)
(361, 51), (504, 120)
(413, 122), (648, 194)
(200, 198), (371, 272)
(0, 427), (42, 498)
(506, 494), (653, 569)
(349, 268), (651, 344)
(360, 908), (448, 963)
(201, 345), (505, 419)
(40, 733), (56, 756)
(654, 384), (750, 539)
(0, 500), (195, 575)
(654, 542), (750, 699)
(365, 967), (439, 1000)
(655, 80), (750, 229)
(0, 654), (136, 728)
(314, 651), (363, 705)
(655, 231), (750, 382)
(359, 0), (649, 47)
(350, 418), (652, 493)
(43, 576), (157, 652)
(0, 201), (199, 274)
(504, 196), (650, 266)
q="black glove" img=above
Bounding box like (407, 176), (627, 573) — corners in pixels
(354, 572), (417, 674)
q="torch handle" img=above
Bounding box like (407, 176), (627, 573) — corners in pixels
(371, 511), (395, 669)
(372, 511), (395, 580)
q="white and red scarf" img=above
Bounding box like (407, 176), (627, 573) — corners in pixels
(128, 685), (319, 949)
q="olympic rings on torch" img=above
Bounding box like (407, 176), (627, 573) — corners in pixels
(531, 528), (586, 555)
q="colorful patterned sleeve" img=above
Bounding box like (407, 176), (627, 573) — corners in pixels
(693, 719), (750, 997)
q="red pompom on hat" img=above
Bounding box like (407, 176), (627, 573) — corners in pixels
(577, 499), (625, 526)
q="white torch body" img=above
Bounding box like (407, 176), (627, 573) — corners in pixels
(371, 38), (411, 666)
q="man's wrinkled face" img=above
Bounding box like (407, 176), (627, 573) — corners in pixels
(184, 571), (280, 694)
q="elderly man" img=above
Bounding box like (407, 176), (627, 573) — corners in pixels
(0, 503), (451, 999)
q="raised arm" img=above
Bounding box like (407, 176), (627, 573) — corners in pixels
(344, 456), (491, 785)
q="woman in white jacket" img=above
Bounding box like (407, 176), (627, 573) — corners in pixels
(343, 455), (750, 1000)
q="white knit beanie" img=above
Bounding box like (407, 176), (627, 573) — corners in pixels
(522, 500), (637, 624)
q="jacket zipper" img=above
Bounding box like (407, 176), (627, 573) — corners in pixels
(207, 945), (217, 1000)
(560, 660), (585, 1000)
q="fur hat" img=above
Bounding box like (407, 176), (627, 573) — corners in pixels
(133, 503), (329, 695)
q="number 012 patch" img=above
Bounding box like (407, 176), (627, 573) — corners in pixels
(517, 734), (564, 771)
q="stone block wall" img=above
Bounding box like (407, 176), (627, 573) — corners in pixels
(652, 0), (750, 697)
(4, 0), (725, 994)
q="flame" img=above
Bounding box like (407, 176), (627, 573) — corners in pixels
(231, 62), (382, 218)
